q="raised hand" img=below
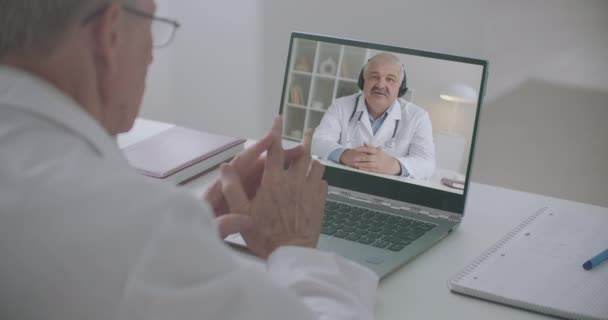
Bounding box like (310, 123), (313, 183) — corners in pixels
(204, 117), (304, 217)
(219, 119), (328, 259)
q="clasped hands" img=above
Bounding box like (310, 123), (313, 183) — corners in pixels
(204, 116), (328, 259)
(340, 144), (401, 175)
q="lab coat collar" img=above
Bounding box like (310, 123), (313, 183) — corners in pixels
(357, 97), (402, 137)
(0, 65), (125, 162)
(384, 99), (402, 122)
(359, 97), (402, 121)
(370, 99), (402, 145)
(355, 95), (374, 137)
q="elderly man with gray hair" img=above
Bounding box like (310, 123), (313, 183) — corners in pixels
(313, 52), (436, 179)
(0, 1), (378, 319)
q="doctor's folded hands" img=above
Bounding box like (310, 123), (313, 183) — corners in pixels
(340, 143), (403, 175)
(0, 1), (378, 319)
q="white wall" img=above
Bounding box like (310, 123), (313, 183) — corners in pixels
(393, 54), (483, 174)
(142, 0), (608, 207)
(141, 0), (265, 139)
(258, 0), (608, 207)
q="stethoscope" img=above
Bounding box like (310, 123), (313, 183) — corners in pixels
(344, 94), (400, 150)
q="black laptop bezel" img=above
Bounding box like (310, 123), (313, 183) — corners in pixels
(278, 32), (489, 214)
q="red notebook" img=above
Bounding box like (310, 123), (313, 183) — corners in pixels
(121, 125), (245, 184)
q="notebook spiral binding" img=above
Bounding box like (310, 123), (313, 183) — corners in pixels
(449, 206), (549, 284)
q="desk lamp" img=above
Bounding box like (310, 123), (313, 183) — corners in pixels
(439, 84), (477, 134)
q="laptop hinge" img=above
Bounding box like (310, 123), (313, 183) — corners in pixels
(329, 189), (461, 223)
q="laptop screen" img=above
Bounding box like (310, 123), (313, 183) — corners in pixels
(279, 32), (488, 214)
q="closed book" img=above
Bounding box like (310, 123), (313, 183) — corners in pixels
(118, 119), (245, 184)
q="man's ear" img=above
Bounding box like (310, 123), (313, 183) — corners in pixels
(88, 3), (122, 103)
(90, 3), (122, 66)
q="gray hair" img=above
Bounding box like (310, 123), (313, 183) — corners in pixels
(0, 0), (137, 59)
(363, 52), (405, 83)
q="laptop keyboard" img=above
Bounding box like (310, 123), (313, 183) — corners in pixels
(321, 200), (437, 252)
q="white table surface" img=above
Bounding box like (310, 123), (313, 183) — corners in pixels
(122, 121), (608, 319)
(178, 145), (608, 320)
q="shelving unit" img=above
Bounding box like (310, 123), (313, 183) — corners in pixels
(283, 39), (370, 141)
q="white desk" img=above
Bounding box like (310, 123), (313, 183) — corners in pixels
(319, 159), (465, 194)
(122, 121), (607, 318)
(171, 141), (607, 320)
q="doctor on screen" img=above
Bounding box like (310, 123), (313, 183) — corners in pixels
(312, 52), (436, 179)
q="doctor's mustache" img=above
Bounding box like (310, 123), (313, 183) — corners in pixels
(371, 87), (389, 96)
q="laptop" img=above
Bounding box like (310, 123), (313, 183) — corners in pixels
(227, 32), (488, 279)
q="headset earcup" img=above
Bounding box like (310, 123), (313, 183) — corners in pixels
(398, 69), (408, 97)
(357, 68), (365, 91)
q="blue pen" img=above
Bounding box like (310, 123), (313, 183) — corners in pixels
(582, 248), (608, 270)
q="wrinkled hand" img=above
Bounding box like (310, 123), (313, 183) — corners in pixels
(220, 119), (328, 259)
(204, 117), (304, 218)
(205, 117), (304, 240)
(339, 148), (366, 168)
(351, 144), (401, 175)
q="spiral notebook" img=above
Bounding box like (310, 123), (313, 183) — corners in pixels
(449, 207), (608, 320)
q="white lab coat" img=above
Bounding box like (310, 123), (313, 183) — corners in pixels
(312, 94), (436, 179)
(0, 66), (378, 320)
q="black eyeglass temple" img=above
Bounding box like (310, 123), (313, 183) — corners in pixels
(81, 4), (110, 25)
(122, 6), (181, 28)
(82, 5), (180, 29)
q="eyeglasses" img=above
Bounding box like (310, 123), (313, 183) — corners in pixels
(82, 4), (181, 49)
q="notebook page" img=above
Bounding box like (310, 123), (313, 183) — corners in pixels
(117, 118), (175, 149)
(451, 207), (608, 320)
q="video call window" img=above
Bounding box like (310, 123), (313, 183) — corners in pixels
(280, 34), (486, 195)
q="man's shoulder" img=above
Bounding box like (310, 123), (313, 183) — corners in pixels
(0, 105), (102, 165)
(327, 94), (360, 115)
(0, 105), (210, 222)
(2, 141), (210, 226)
(398, 98), (429, 117)
(334, 93), (360, 105)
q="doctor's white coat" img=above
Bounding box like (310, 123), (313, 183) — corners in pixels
(0, 66), (378, 320)
(312, 94), (436, 179)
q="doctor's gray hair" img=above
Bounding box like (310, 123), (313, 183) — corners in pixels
(0, 0), (138, 59)
(363, 52), (405, 83)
